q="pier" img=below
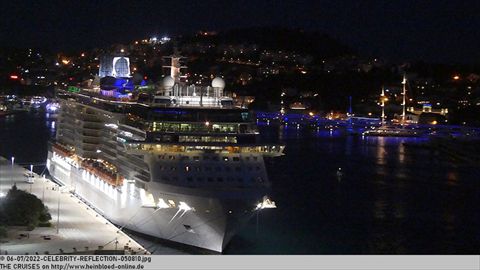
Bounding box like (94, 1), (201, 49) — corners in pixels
(0, 156), (149, 255)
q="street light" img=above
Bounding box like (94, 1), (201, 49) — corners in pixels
(11, 157), (15, 185)
(56, 188), (61, 234)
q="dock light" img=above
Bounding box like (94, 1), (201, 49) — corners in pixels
(11, 156), (14, 166)
(30, 164), (33, 173)
(9, 74), (19, 80)
(205, 121), (210, 126)
(309, 112), (315, 117)
(453, 75), (460, 80)
(61, 59), (70, 65)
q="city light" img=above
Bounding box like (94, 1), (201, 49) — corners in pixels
(9, 74), (19, 80)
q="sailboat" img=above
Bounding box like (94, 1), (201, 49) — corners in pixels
(363, 74), (421, 137)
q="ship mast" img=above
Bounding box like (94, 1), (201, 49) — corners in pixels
(380, 86), (385, 126)
(401, 73), (407, 124)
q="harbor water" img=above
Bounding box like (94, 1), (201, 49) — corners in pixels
(1, 112), (478, 254)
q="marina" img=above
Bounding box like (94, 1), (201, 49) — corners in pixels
(1, 112), (479, 254)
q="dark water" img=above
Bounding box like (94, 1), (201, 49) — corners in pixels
(1, 112), (479, 254)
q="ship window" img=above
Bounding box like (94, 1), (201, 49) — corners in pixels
(195, 167), (201, 172)
(257, 177), (264, 182)
(245, 157), (250, 161)
(233, 157), (240, 162)
(170, 167), (176, 171)
(203, 156), (210, 160)
(159, 166), (164, 171)
(253, 156), (258, 161)
(181, 156), (189, 161)
(223, 157), (229, 162)
(185, 166), (190, 172)
(193, 156), (200, 161)
(169, 155), (175, 160)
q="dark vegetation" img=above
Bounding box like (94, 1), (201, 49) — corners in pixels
(0, 185), (51, 232)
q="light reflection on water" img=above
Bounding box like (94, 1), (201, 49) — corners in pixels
(1, 114), (479, 254)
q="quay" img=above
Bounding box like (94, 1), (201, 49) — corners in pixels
(0, 156), (149, 255)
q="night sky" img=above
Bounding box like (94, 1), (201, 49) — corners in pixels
(1, 0), (479, 63)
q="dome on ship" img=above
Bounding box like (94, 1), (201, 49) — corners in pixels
(211, 77), (225, 89)
(162, 76), (175, 88)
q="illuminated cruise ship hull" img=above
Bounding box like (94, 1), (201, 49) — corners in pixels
(47, 150), (263, 252)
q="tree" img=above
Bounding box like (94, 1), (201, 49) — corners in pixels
(2, 185), (51, 227)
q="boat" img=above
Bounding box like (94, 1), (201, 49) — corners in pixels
(363, 75), (421, 137)
(362, 125), (421, 137)
(46, 53), (284, 253)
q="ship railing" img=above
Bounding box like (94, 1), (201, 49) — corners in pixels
(81, 160), (124, 186)
(124, 142), (285, 156)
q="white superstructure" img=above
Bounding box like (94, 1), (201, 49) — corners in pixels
(47, 73), (283, 252)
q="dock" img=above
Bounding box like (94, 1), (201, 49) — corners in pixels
(0, 157), (149, 255)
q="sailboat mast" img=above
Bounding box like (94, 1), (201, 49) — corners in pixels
(381, 86), (385, 126)
(401, 74), (407, 123)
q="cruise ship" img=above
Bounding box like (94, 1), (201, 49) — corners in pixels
(46, 54), (283, 252)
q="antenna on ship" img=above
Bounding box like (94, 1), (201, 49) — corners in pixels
(162, 47), (187, 83)
(401, 73), (407, 124)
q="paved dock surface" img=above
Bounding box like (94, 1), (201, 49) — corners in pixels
(0, 157), (149, 255)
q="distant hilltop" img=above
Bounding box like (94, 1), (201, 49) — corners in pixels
(186, 27), (354, 59)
